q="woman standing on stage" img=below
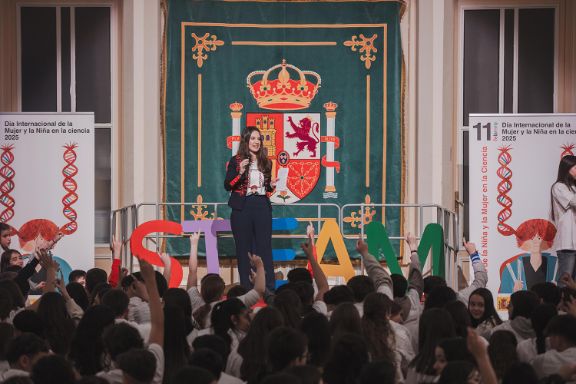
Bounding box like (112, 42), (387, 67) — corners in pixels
(550, 155), (576, 286)
(225, 127), (276, 291)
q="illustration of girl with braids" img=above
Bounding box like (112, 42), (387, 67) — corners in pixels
(498, 219), (557, 293)
(496, 147), (558, 293)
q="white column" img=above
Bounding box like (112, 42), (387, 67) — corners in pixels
(229, 102), (243, 155)
(416, 0), (455, 210)
(121, 0), (161, 215)
(323, 101), (338, 198)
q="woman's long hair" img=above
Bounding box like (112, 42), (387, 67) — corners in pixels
(323, 333), (369, 384)
(163, 288), (193, 336)
(410, 308), (456, 375)
(361, 292), (395, 363)
(238, 306), (284, 382)
(531, 303), (557, 355)
(69, 305), (115, 375)
(37, 292), (76, 355)
(211, 298), (247, 348)
(0, 249), (18, 272)
(551, 155), (576, 221)
(236, 127), (272, 178)
(329, 302), (362, 340)
(163, 305), (191, 384)
(300, 311), (331, 367)
(469, 287), (502, 328)
(273, 289), (302, 329)
(444, 300), (472, 339)
(193, 274), (225, 329)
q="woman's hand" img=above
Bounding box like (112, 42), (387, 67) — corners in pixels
(239, 159), (250, 175)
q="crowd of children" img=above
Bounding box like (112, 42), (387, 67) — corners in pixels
(1, 222), (576, 384)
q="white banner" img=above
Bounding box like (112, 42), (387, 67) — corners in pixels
(469, 113), (576, 312)
(0, 113), (95, 278)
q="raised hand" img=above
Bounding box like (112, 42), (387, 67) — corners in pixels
(190, 231), (201, 246)
(239, 159), (250, 175)
(467, 327), (487, 359)
(111, 236), (123, 259)
(356, 239), (369, 256)
(248, 252), (263, 269)
(405, 232), (417, 252)
(38, 249), (58, 270)
(306, 221), (315, 241)
(463, 237), (478, 255)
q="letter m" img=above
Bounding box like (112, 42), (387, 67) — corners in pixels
(365, 222), (445, 277)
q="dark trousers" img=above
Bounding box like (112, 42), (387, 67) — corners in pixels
(230, 195), (275, 291)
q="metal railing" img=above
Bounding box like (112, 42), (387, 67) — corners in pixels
(110, 201), (460, 288)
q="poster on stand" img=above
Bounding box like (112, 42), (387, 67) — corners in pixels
(0, 113), (95, 280)
(469, 113), (576, 313)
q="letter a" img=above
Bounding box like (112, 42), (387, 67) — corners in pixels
(314, 220), (355, 282)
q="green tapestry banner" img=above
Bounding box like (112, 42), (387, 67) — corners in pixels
(163, 0), (405, 257)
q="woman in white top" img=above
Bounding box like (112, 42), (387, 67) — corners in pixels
(550, 155), (576, 286)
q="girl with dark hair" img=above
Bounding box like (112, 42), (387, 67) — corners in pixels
(187, 233), (264, 331)
(237, 306), (284, 383)
(433, 337), (476, 376)
(323, 333), (370, 384)
(0, 250), (22, 272)
(532, 314), (576, 379)
(488, 330), (519, 380)
(444, 300), (472, 339)
(273, 289), (302, 329)
(224, 126), (277, 291)
(162, 305), (191, 384)
(300, 311), (331, 368)
(550, 155), (576, 286)
(162, 288), (194, 341)
(329, 302), (362, 340)
(437, 361), (480, 384)
(0, 222), (12, 252)
(211, 298), (252, 377)
(36, 291), (76, 355)
(406, 308), (456, 384)
(69, 305), (115, 375)
(361, 292), (396, 364)
(468, 288), (502, 339)
(491, 290), (539, 342)
(517, 303), (557, 363)
(65, 281), (89, 311)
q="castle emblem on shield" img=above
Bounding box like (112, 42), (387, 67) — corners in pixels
(227, 60), (340, 203)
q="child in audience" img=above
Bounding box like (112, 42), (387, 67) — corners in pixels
(468, 287), (502, 339)
(188, 232), (264, 330)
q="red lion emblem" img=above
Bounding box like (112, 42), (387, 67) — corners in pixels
(285, 116), (320, 157)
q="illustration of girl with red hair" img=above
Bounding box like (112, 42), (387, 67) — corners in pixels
(498, 219), (558, 293)
(17, 219), (64, 252)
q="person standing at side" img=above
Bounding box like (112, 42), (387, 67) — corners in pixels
(224, 127), (276, 291)
(550, 155), (576, 286)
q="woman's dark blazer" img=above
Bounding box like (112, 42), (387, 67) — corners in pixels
(224, 155), (273, 210)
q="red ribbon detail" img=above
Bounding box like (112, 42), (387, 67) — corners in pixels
(320, 136), (340, 149)
(322, 156), (341, 173)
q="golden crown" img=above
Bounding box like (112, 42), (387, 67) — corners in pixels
(246, 59), (321, 111)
